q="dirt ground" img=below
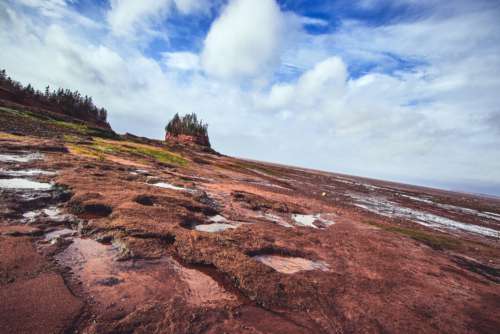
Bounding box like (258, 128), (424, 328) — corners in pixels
(0, 108), (499, 333)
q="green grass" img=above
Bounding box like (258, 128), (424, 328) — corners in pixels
(49, 120), (117, 138)
(1, 105), (182, 165)
(88, 138), (188, 166)
(62, 134), (81, 143)
(1, 106), (116, 138)
(0, 131), (23, 140)
(0, 106), (50, 121)
(364, 220), (462, 251)
(0, 106), (19, 115)
(67, 143), (104, 159)
(49, 120), (89, 133)
(230, 160), (282, 177)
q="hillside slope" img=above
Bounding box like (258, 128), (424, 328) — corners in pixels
(0, 106), (499, 334)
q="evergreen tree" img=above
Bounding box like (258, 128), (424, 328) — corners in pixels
(165, 113), (208, 138)
(0, 69), (109, 125)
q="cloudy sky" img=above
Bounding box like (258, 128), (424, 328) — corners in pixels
(1, 0), (500, 195)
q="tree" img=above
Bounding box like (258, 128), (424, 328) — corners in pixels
(0, 69), (109, 125)
(165, 113), (208, 138)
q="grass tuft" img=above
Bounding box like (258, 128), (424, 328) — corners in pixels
(364, 220), (462, 251)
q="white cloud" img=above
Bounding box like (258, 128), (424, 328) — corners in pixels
(162, 51), (200, 71)
(1, 0), (499, 195)
(107, 0), (210, 38)
(107, 0), (171, 37)
(298, 16), (329, 27)
(16, 0), (100, 28)
(17, 0), (66, 15)
(201, 0), (285, 80)
(174, 0), (211, 15)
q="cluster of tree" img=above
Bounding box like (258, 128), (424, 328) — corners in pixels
(165, 113), (208, 137)
(0, 69), (108, 124)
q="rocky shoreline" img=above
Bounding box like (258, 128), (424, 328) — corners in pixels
(0, 109), (499, 333)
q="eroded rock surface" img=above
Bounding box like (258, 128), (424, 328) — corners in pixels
(0, 118), (499, 333)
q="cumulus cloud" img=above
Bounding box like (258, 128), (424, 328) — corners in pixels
(201, 0), (285, 80)
(107, 0), (211, 37)
(1, 0), (499, 195)
(162, 52), (200, 71)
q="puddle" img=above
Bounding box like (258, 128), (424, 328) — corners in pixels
(349, 193), (499, 238)
(151, 182), (194, 193)
(483, 211), (500, 221)
(44, 228), (75, 241)
(151, 182), (185, 191)
(246, 179), (291, 191)
(291, 214), (335, 229)
(0, 178), (52, 190)
(130, 169), (150, 176)
(0, 152), (43, 162)
(190, 215), (242, 233)
(247, 168), (272, 177)
(334, 178), (358, 186)
(208, 214), (228, 223)
(55, 237), (235, 310)
(399, 194), (435, 205)
(23, 206), (73, 223)
(263, 213), (294, 228)
(0, 168), (56, 176)
(195, 223), (238, 233)
(253, 255), (329, 274)
(435, 203), (500, 223)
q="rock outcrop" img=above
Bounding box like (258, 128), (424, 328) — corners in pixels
(165, 132), (210, 147)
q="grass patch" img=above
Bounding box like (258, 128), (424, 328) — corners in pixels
(387, 226), (462, 251)
(0, 106), (20, 116)
(0, 106), (51, 122)
(49, 120), (89, 133)
(1, 106), (116, 139)
(99, 139), (187, 166)
(230, 160), (282, 177)
(47, 119), (117, 139)
(0, 131), (23, 140)
(364, 220), (462, 251)
(63, 134), (81, 143)
(67, 143), (104, 160)
(52, 120), (117, 138)
(87, 126), (118, 139)
(82, 138), (188, 166)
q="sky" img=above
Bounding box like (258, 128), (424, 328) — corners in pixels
(1, 0), (500, 196)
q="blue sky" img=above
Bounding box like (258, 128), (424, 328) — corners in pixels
(1, 0), (500, 195)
